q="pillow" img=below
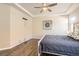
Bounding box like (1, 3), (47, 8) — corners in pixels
(68, 22), (79, 40)
(68, 32), (74, 38)
(67, 33), (74, 39)
(68, 32), (79, 40)
(73, 32), (79, 40)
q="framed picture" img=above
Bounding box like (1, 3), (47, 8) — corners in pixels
(43, 20), (52, 30)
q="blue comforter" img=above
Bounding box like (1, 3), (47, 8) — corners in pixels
(40, 35), (79, 56)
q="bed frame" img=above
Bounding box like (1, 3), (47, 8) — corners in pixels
(38, 34), (46, 56)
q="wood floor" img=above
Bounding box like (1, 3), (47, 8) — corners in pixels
(0, 39), (39, 56)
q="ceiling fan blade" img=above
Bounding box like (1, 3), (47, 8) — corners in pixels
(34, 7), (41, 8)
(48, 9), (52, 12)
(48, 3), (57, 7)
(40, 9), (43, 13)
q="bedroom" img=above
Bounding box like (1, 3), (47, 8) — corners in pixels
(0, 3), (79, 56)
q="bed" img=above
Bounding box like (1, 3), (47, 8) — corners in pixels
(38, 35), (79, 56)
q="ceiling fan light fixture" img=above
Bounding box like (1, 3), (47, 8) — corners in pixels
(34, 3), (57, 13)
(43, 7), (48, 11)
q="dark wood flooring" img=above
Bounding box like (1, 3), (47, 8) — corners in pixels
(0, 39), (39, 56)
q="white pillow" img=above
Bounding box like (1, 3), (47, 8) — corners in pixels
(68, 32), (79, 40)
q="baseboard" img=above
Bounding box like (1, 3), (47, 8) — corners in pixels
(0, 47), (12, 51)
(0, 36), (32, 51)
(32, 36), (41, 39)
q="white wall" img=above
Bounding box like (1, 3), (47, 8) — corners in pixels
(0, 4), (10, 48)
(10, 6), (32, 47)
(32, 16), (68, 39)
(0, 4), (32, 49)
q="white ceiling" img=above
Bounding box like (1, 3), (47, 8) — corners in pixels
(15, 3), (79, 17)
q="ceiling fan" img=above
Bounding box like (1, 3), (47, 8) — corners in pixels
(34, 3), (57, 13)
